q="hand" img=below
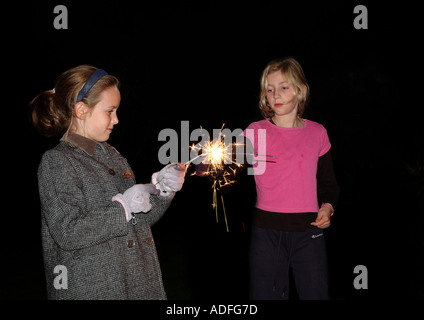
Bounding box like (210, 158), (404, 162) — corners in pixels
(152, 163), (186, 196)
(112, 184), (159, 220)
(310, 204), (332, 229)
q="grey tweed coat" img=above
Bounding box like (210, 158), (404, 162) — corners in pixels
(38, 132), (173, 300)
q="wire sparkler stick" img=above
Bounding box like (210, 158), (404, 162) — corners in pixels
(185, 153), (276, 165)
(184, 154), (202, 166)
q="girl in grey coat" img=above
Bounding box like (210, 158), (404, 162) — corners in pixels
(31, 65), (185, 299)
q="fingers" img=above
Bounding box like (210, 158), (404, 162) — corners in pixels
(132, 190), (153, 212)
(174, 162), (186, 171)
(312, 221), (330, 229)
(153, 163), (187, 196)
(167, 162), (186, 172)
(310, 215), (331, 229)
(144, 183), (160, 195)
(163, 164), (186, 192)
(161, 177), (184, 192)
(311, 207), (333, 229)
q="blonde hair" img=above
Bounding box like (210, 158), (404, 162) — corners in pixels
(259, 57), (309, 119)
(30, 65), (120, 137)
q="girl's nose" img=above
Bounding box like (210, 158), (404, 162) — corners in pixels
(112, 114), (119, 125)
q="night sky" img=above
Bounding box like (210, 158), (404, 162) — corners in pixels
(2, 1), (423, 303)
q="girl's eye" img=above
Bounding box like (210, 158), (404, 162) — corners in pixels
(267, 89), (273, 93)
(282, 87), (289, 90)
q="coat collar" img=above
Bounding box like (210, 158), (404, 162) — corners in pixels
(60, 132), (99, 156)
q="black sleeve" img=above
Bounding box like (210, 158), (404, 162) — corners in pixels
(317, 150), (340, 209)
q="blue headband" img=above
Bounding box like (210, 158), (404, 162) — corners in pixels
(74, 69), (108, 107)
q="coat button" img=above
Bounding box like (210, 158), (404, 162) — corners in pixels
(109, 169), (116, 175)
(127, 240), (134, 248)
(146, 237), (153, 245)
(124, 170), (132, 179)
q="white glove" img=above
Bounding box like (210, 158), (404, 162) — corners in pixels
(112, 184), (159, 221)
(152, 163), (186, 197)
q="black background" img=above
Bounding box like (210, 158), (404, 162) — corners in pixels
(2, 1), (423, 302)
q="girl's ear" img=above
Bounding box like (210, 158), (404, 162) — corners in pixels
(299, 84), (308, 101)
(74, 102), (88, 119)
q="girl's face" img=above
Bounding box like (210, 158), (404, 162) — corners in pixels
(80, 86), (121, 142)
(266, 71), (298, 118)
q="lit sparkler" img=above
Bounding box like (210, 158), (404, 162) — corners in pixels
(184, 124), (275, 232)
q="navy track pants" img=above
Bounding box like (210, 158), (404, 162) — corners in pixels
(249, 226), (329, 300)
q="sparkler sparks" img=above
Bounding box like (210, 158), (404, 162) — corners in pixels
(188, 124), (243, 184)
(186, 124), (240, 232)
(184, 124), (275, 232)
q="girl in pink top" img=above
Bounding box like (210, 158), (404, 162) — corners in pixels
(246, 57), (339, 300)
